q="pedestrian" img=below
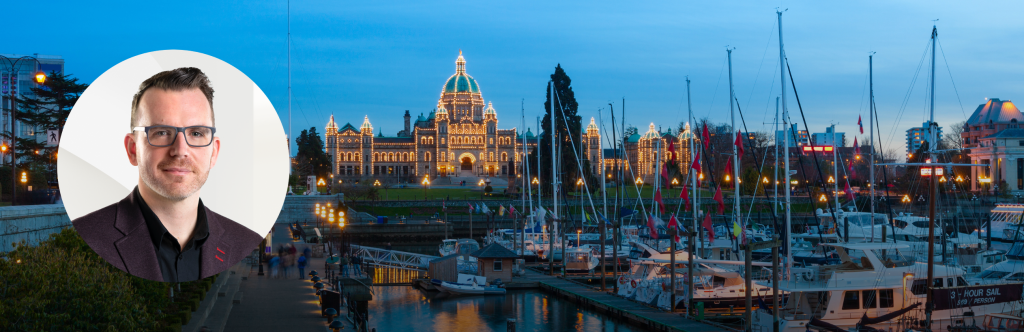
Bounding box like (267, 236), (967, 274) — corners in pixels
(297, 254), (307, 279)
(351, 254), (362, 277)
(281, 251), (291, 279)
(269, 255), (281, 278)
(340, 253), (350, 277)
(386, 242), (392, 251)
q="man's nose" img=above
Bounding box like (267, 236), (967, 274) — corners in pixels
(168, 131), (191, 157)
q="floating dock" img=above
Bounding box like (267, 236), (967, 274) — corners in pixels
(528, 270), (736, 332)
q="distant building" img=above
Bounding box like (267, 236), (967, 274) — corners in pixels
(811, 126), (846, 147)
(0, 53), (64, 147)
(905, 121), (943, 154)
(324, 52), (546, 182)
(775, 124), (809, 147)
(964, 98), (1024, 193)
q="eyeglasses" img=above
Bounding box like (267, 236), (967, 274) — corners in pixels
(133, 125), (217, 147)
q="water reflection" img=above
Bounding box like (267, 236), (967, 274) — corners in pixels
(366, 286), (638, 332)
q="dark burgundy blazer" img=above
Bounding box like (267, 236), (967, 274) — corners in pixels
(72, 192), (263, 282)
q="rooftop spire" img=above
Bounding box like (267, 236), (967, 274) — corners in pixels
(456, 50), (466, 74)
(360, 115), (373, 132)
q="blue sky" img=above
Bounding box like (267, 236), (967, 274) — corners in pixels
(11, 1), (1024, 156)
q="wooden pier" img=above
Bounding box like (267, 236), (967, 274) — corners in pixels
(527, 270), (736, 332)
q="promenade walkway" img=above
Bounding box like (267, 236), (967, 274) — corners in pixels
(183, 222), (358, 332)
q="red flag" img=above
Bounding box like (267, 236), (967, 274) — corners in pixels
(844, 181), (855, 201)
(735, 131), (745, 159)
(713, 186), (725, 214)
(680, 185), (690, 211)
(669, 213), (681, 243)
(858, 115), (864, 134)
(848, 159), (856, 178)
(690, 151), (701, 172)
(661, 163), (669, 186)
(509, 205), (517, 215)
(854, 137), (861, 156)
(647, 213), (659, 239)
(701, 123), (710, 150)
(702, 212), (715, 243)
(724, 158), (733, 180)
(468, 203), (474, 212)
(654, 188), (665, 214)
(667, 139), (676, 161)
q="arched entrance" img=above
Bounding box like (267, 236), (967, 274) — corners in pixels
(457, 153), (476, 177)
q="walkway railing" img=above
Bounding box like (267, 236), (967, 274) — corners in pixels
(350, 245), (438, 271)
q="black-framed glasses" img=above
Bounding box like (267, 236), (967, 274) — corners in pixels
(133, 125), (217, 147)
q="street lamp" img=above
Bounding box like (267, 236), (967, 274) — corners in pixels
(422, 175), (430, 200)
(0, 55), (46, 206)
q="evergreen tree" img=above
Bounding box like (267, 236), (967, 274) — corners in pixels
(13, 71), (87, 170)
(294, 127), (332, 184)
(530, 65), (595, 195)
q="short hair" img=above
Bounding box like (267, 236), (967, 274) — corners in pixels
(130, 67), (215, 130)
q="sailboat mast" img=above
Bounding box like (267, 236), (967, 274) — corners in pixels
(686, 77), (696, 316)
(925, 24), (938, 328)
(833, 124), (840, 213)
(548, 81), (557, 274)
(728, 48), (739, 238)
(287, 0), (292, 161)
(869, 53), (875, 242)
(775, 97), (780, 217)
(778, 9), (792, 284)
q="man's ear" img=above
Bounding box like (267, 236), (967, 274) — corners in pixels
(125, 133), (139, 166)
(209, 136), (221, 169)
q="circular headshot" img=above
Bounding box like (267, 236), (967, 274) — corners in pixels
(58, 50), (288, 282)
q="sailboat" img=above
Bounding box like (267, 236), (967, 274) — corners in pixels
(756, 22), (1024, 332)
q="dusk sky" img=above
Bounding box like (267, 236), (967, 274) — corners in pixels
(11, 1), (1024, 157)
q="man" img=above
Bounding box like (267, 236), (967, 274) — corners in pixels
(351, 253), (362, 277)
(73, 67), (262, 282)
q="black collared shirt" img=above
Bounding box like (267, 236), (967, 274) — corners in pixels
(135, 187), (209, 283)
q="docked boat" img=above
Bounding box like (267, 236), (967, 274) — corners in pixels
(754, 242), (1024, 332)
(436, 274), (506, 295)
(563, 246), (600, 272)
(439, 238), (480, 259)
(618, 239), (780, 310)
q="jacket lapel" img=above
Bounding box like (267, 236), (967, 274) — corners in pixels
(200, 211), (230, 279)
(112, 193), (163, 281)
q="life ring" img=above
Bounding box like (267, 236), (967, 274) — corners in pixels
(618, 276), (626, 284)
(631, 280), (637, 288)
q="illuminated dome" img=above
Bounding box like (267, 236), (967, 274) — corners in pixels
(641, 123), (660, 140)
(484, 102), (496, 115)
(442, 51), (480, 94)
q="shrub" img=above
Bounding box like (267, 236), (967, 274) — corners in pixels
(0, 229), (160, 331)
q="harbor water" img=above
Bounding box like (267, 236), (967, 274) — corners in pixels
(366, 285), (640, 332)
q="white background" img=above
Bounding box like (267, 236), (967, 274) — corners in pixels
(58, 50), (289, 235)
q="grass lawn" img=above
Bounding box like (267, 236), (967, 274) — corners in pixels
(373, 188), (510, 201)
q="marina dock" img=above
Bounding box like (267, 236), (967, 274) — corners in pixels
(525, 270), (734, 332)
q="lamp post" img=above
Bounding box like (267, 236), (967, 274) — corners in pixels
(422, 175), (430, 201)
(0, 55), (46, 206)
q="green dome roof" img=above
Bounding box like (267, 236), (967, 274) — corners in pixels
(442, 51), (480, 94)
(443, 73), (479, 94)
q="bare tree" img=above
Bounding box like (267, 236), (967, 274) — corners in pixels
(943, 120), (966, 151)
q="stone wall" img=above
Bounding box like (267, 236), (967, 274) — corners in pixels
(0, 204), (72, 253)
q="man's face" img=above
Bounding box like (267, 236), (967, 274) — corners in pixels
(125, 88), (220, 201)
